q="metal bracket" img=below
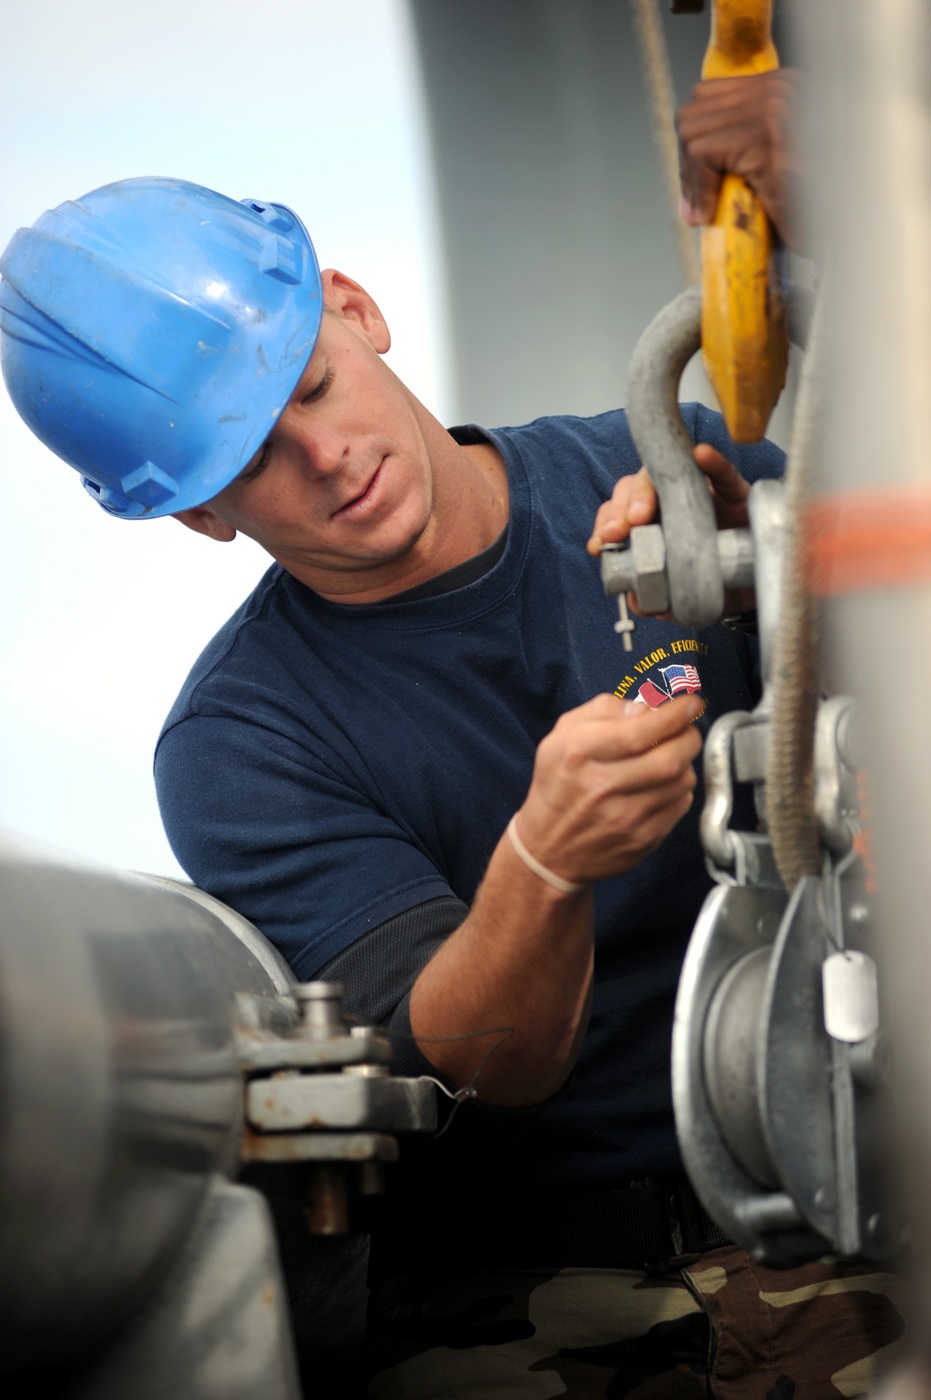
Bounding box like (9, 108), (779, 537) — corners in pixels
(234, 983), (437, 1171)
(245, 1073), (436, 1136)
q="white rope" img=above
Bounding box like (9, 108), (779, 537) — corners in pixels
(630, 0), (701, 287)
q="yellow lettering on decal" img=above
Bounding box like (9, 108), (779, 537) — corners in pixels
(634, 648), (666, 675)
(614, 675), (636, 699)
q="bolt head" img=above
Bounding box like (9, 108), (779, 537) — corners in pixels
(293, 981), (346, 1001)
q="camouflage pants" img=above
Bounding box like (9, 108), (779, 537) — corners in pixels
(366, 1245), (906, 1399)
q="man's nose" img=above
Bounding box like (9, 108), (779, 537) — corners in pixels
(281, 413), (348, 477)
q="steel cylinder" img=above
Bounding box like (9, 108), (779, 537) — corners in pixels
(0, 832), (293, 1372)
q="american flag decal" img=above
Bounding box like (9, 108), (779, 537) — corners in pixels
(660, 663), (702, 695)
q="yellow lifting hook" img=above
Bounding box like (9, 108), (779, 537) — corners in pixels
(700, 0), (788, 442)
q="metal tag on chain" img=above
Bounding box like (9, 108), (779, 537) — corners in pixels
(822, 951), (880, 1043)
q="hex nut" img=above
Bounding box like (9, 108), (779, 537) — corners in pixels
(630, 525), (670, 615)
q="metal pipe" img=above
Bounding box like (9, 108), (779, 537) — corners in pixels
(791, 0), (931, 1335)
(0, 833), (293, 1372)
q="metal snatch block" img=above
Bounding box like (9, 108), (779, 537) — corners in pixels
(629, 525), (670, 615)
(246, 1072), (437, 1134)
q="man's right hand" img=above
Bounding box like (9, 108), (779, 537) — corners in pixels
(410, 689), (702, 1103)
(676, 70), (800, 251)
(513, 692), (704, 889)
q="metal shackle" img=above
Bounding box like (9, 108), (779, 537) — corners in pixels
(624, 286), (724, 628)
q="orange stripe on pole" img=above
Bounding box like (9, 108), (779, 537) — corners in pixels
(803, 488), (931, 596)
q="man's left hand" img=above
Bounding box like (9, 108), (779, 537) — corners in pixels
(586, 445), (754, 617)
(587, 443), (750, 555)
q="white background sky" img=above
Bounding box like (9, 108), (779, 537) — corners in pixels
(0, 0), (451, 876)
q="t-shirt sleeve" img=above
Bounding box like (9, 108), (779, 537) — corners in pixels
(154, 712), (454, 978)
(316, 895), (469, 1079)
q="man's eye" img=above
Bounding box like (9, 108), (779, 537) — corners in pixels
(303, 370), (332, 404)
(239, 443), (271, 484)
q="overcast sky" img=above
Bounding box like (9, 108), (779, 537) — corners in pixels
(0, 0), (451, 876)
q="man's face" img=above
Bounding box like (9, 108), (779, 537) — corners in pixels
(184, 277), (439, 599)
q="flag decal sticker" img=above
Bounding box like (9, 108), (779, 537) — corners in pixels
(614, 639), (708, 716)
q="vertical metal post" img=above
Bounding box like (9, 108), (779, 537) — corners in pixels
(791, 0), (931, 1325)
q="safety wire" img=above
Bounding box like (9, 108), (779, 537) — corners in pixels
(348, 1016), (515, 1140)
(417, 1028), (516, 1139)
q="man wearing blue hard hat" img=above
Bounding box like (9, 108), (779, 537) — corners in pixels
(0, 177), (903, 1397)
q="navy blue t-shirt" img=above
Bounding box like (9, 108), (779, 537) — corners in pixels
(156, 403), (783, 1194)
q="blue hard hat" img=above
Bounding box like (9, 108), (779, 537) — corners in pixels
(0, 176), (323, 517)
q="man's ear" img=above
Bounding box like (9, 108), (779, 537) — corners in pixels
(321, 268), (391, 354)
(172, 505), (237, 542)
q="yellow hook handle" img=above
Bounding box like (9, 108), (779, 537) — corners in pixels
(700, 0), (788, 442)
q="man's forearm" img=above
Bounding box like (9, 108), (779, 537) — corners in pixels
(408, 830), (595, 1107)
(409, 689), (702, 1107)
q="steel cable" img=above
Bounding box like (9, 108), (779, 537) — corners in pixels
(766, 288), (826, 889)
(630, 0), (701, 287)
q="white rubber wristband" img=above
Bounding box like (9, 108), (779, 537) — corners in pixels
(506, 816), (587, 895)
